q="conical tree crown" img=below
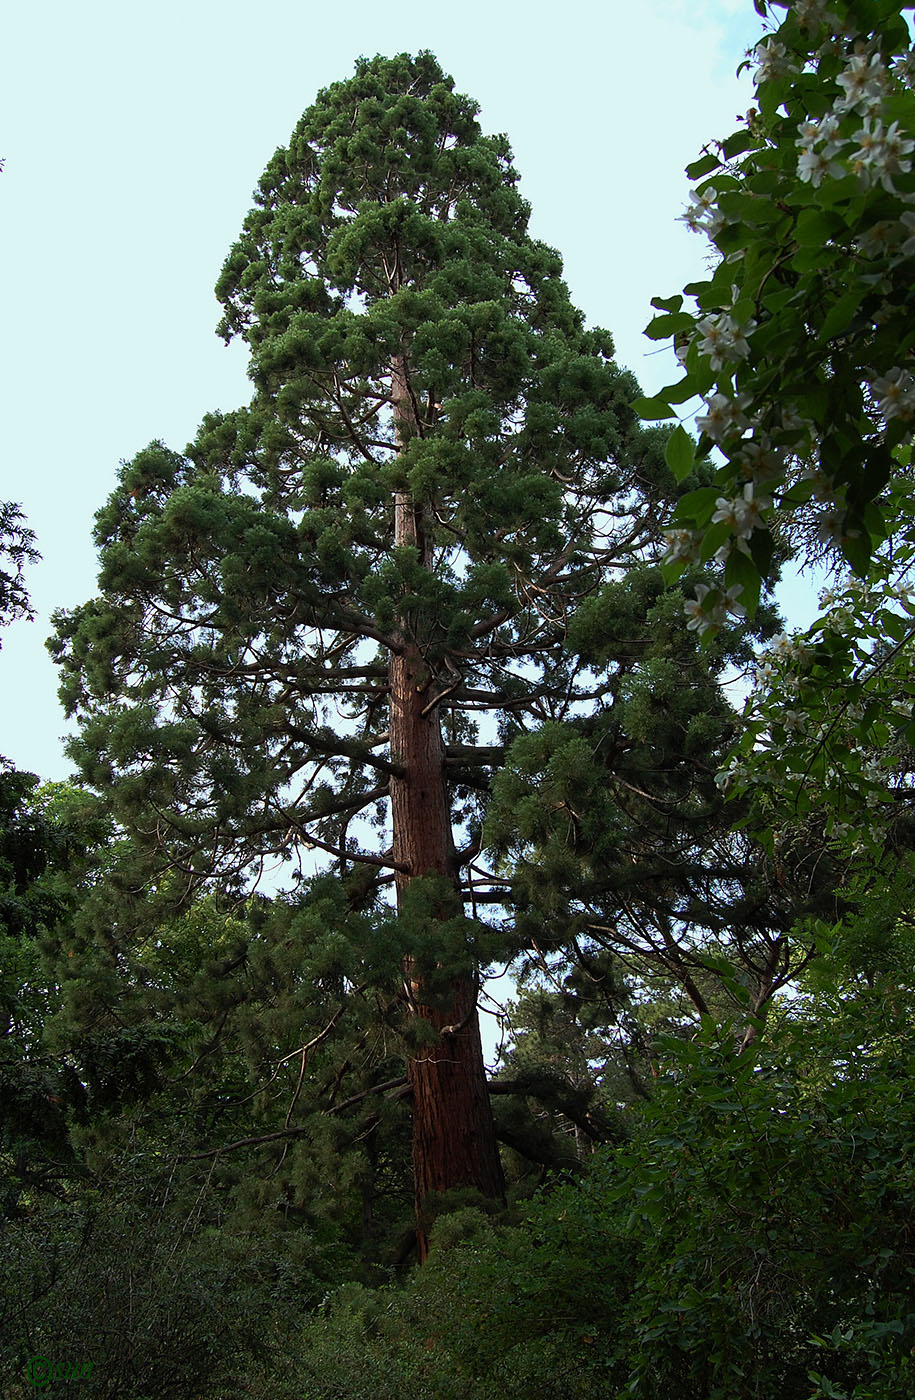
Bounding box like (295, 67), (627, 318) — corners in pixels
(205, 50), (635, 581)
(53, 52), (653, 893)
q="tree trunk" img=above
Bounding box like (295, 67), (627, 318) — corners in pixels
(389, 355), (505, 1259)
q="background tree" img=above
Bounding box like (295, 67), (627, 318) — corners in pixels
(0, 501), (38, 650)
(481, 562), (835, 1049)
(51, 51), (692, 1253)
(0, 505), (82, 1223)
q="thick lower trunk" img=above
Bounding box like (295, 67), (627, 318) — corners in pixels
(386, 352), (505, 1255)
(389, 638), (505, 1260)
(406, 972), (507, 1206)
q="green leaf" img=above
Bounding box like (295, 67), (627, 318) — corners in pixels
(795, 207), (845, 245)
(841, 525), (873, 578)
(682, 278), (714, 299)
(699, 519), (732, 562)
(670, 486), (721, 528)
(633, 396), (677, 421)
(791, 243), (833, 274)
(815, 174), (859, 207)
(722, 129), (759, 160)
(650, 294), (684, 314)
(661, 557), (687, 587)
(644, 311), (697, 341)
(656, 374), (703, 406)
(747, 528), (775, 578)
(761, 286), (797, 315)
(862, 500), (887, 547)
(724, 549), (761, 618)
(819, 290), (865, 343)
(759, 77), (791, 124)
(685, 151), (722, 180)
(715, 221), (751, 254)
(664, 425), (696, 483)
(747, 168), (784, 196)
(717, 191), (784, 225)
(881, 610), (910, 644)
(884, 88), (915, 131)
(731, 297), (756, 327)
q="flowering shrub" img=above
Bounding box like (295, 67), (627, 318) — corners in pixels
(641, 0), (915, 638)
(641, 0), (915, 855)
(725, 520), (915, 851)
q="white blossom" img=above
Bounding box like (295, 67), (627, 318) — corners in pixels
(852, 118), (915, 190)
(696, 313), (755, 371)
(683, 583), (744, 635)
(796, 118), (820, 148)
(753, 38), (793, 86)
(796, 113), (843, 158)
(894, 48), (915, 90)
(799, 463), (835, 502)
(722, 584), (747, 620)
(777, 405), (812, 436)
(663, 528), (703, 565)
(878, 120), (915, 189)
(736, 439), (784, 486)
(695, 392), (750, 443)
(825, 603), (854, 629)
(771, 632), (797, 658)
(711, 481), (771, 538)
(897, 210), (915, 260)
(870, 366), (915, 422)
(714, 536), (751, 564)
(817, 507), (850, 545)
(684, 584), (714, 633)
(797, 144), (846, 186)
(680, 187), (724, 238)
(855, 218), (906, 259)
(792, 0), (832, 30)
(834, 53), (888, 113)
(715, 755), (746, 791)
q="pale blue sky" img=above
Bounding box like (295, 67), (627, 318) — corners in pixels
(0, 0), (809, 781)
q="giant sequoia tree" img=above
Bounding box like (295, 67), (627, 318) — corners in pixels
(53, 52), (684, 1249)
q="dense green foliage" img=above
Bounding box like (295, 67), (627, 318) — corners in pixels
(641, 0), (915, 871)
(7, 986), (913, 1399)
(645, 0), (915, 606)
(51, 49), (666, 898)
(4, 10), (915, 1399)
(279, 987), (915, 1400)
(40, 48), (764, 1245)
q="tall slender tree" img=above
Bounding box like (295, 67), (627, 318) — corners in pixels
(52, 52), (678, 1252)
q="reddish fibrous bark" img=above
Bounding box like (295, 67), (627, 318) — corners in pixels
(389, 356), (505, 1259)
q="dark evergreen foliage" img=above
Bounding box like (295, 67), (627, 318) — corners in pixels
(4, 31), (913, 1400)
(47, 51), (726, 1236)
